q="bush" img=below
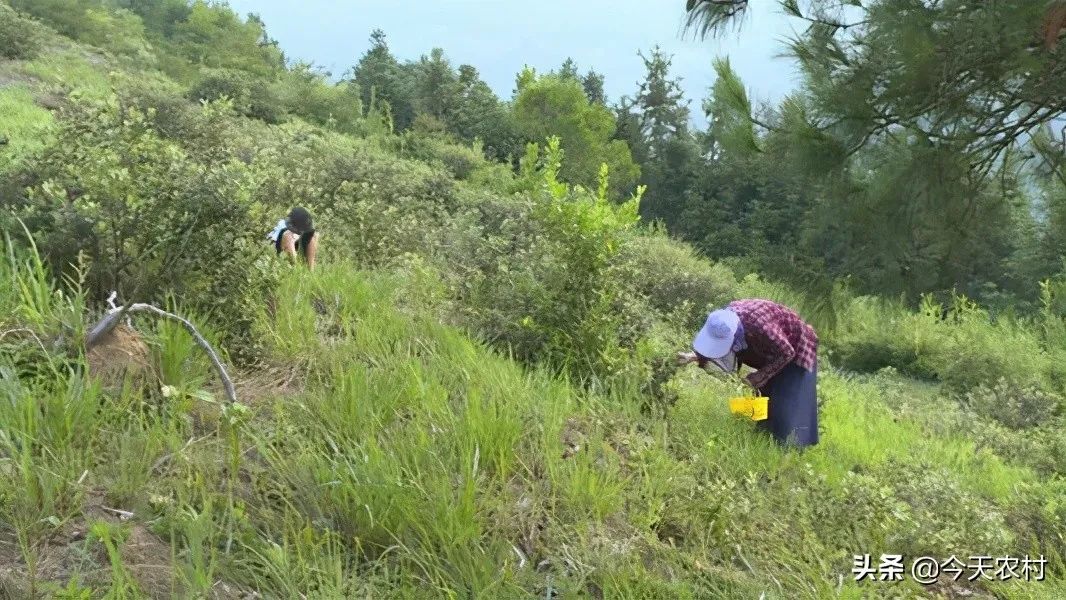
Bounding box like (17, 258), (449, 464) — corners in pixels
(270, 63), (362, 131)
(3, 97), (271, 351)
(829, 298), (923, 373)
(189, 68), (286, 124)
(8, 2), (154, 64)
(401, 130), (485, 180)
(0, 5), (45, 60)
(814, 460), (1012, 559)
(115, 72), (201, 140)
(974, 421), (1066, 477)
(223, 120), (470, 283)
(459, 138), (644, 385)
(879, 461), (1013, 558)
(861, 369), (1066, 477)
(965, 378), (1063, 430)
(613, 230), (741, 330)
(78, 8), (155, 63)
(831, 293), (1066, 395)
(467, 161), (515, 193)
(9, 0), (84, 39)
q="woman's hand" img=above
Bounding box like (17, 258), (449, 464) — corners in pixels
(736, 374), (761, 397)
(676, 351), (697, 366)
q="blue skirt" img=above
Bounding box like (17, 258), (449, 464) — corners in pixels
(756, 360), (819, 448)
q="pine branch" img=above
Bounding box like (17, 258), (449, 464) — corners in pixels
(684, 0), (750, 38)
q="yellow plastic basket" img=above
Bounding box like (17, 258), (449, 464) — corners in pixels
(729, 396), (769, 421)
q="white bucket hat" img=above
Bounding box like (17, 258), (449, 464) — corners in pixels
(693, 309), (740, 359)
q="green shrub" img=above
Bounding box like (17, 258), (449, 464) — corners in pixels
(858, 369), (1066, 477)
(467, 161), (515, 192)
(614, 230), (741, 329)
(8, 2), (154, 64)
(270, 63), (362, 131)
(913, 297), (1036, 391)
(965, 378), (1063, 430)
(245, 123), (460, 268)
(831, 293), (1066, 395)
(114, 72), (202, 140)
(401, 130), (485, 180)
(460, 138), (645, 385)
(118, 74), (265, 171)
(250, 124), (457, 213)
(879, 461), (1013, 558)
(189, 68), (285, 124)
(812, 459), (1013, 560)
(829, 298), (924, 374)
(78, 7), (155, 63)
(1003, 480), (1066, 576)
(975, 422), (1066, 477)
(0, 4), (45, 60)
(3, 97), (271, 351)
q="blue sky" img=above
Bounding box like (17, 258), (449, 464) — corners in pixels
(226, 0), (805, 127)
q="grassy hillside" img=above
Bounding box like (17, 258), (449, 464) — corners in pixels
(1, 4), (1064, 599)
(3, 253), (1063, 599)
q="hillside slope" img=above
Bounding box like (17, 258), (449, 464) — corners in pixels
(0, 5), (1064, 599)
(2, 256), (1062, 598)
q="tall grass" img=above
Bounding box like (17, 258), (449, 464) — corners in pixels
(1, 250), (1063, 596)
(0, 86), (54, 171)
(0, 239), (95, 595)
(20, 49), (113, 99)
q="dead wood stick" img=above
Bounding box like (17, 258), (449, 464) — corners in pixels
(86, 301), (236, 404)
(100, 506), (135, 520)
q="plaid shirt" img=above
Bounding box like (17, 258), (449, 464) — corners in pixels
(723, 299), (818, 390)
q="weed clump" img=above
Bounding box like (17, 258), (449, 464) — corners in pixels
(964, 378), (1063, 430)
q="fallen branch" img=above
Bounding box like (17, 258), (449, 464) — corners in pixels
(106, 291), (132, 327)
(100, 506), (134, 520)
(86, 300), (236, 404)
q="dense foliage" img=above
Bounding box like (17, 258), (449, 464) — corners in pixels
(675, 0), (1066, 310)
(0, 4), (46, 60)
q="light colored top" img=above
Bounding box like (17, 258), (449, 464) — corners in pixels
(267, 218), (287, 243)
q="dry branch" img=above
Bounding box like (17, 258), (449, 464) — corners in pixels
(86, 299), (236, 404)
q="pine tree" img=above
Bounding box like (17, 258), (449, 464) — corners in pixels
(618, 47), (697, 227)
(582, 70), (606, 105)
(412, 48), (457, 120)
(633, 47), (690, 160)
(558, 57), (580, 81)
(348, 29), (415, 130)
(447, 65), (522, 160)
(683, 0), (1066, 305)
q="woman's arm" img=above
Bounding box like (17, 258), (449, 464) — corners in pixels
(280, 230), (298, 259)
(305, 233), (318, 271)
(745, 325), (795, 389)
(677, 351), (698, 366)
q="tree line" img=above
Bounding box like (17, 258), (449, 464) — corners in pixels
(8, 0), (1066, 313)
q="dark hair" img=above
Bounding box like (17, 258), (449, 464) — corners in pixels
(287, 206), (313, 232)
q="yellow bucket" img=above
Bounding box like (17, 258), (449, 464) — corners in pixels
(729, 396), (769, 421)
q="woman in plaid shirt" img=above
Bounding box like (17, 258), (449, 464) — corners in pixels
(677, 299), (819, 448)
